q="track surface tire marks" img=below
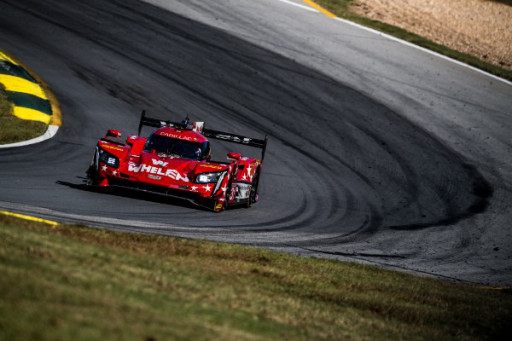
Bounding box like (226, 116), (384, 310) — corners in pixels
(0, 0), (507, 285)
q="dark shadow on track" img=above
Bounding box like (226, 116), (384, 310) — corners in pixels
(56, 180), (208, 211)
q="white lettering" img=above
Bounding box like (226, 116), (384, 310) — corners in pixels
(165, 169), (176, 178)
(151, 159), (168, 167)
(159, 132), (193, 141)
(128, 164), (141, 173)
(176, 172), (189, 182)
(128, 163), (189, 182)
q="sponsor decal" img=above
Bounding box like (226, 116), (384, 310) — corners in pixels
(193, 122), (204, 133)
(128, 163), (189, 182)
(158, 131), (194, 141)
(245, 165), (254, 181)
(151, 159), (168, 167)
(148, 174), (162, 180)
(214, 134), (252, 144)
(201, 164), (224, 170)
(100, 143), (124, 152)
(106, 157), (117, 166)
(229, 187), (236, 201)
(235, 183), (251, 200)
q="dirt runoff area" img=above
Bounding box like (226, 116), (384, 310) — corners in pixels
(350, 0), (512, 70)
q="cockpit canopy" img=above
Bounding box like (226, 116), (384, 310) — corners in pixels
(144, 134), (211, 161)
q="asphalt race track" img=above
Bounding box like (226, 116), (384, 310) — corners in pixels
(1, 0), (511, 286)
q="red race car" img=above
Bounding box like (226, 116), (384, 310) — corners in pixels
(86, 111), (267, 212)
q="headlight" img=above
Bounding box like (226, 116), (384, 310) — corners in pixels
(195, 172), (223, 184)
(98, 148), (120, 168)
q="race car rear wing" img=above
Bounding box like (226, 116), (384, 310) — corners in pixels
(137, 110), (179, 134)
(137, 111), (268, 161)
(202, 128), (268, 161)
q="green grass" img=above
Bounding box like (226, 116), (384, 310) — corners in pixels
(1, 215), (511, 340)
(314, 0), (512, 82)
(0, 84), (47, 144)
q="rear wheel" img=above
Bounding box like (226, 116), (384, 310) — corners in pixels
(223, 173), (234, 209)
(246, 168), (260, 208)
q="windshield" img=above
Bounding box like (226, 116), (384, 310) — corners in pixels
(144, 134), (210, 161)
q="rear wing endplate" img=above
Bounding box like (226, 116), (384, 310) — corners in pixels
(138, 110), (179, 135)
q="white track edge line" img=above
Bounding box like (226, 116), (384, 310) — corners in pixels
(278, 0), (319, 12)
(332, 17), (512, 86)
(0, 125), (59, 149)
(278, 0), (511, 86)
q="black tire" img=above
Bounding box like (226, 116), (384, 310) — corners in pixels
(223, 173), (234, 210)
(246, 168), (260, 208)
(209, 173), (233, 212)
(86, 149), (101, 186)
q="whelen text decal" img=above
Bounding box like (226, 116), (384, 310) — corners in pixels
(128, 162), (189, 182)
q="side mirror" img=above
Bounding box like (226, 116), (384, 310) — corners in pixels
(106, 129), (122, 138)
(126, 135), (136, 146)
(227, 152), (241, 160)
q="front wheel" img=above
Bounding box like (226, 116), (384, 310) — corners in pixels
(206, 197), (225, 213)
(210, 173), (233, 213)
(86, 149), (100, 185)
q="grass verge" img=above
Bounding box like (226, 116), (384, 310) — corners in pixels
(0, 84), (47, 144)
(313, 0), (512, 82)
(1, 214), (511, 340)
